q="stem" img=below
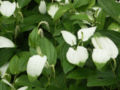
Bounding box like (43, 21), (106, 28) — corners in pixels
(112, 58), (117, 72)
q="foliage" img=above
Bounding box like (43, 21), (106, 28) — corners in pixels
(0, 0), (120, 90)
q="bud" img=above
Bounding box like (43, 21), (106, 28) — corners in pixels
(92, 49), (110, 70)
(48, 4), (59, 18)
(61, 30), (76, 46)
(66, 46), (88, 67)
(0, 36), (15, 48)
(39, 0), (46, 14)
(0, 1), (16, 17)
(77, 27), (96, 41)
(27, 55), (47, 82)
(92, 35), (119, 59)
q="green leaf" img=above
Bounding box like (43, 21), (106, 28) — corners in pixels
(9, 52), (30, 74)
(54, 4), (73, 21)
(29, 28), (57, 65)
(87, 71), (117, 87)
(37, 37), (57, 65)
(98, 0), (120, 23)
(17, 0), (32, 8)
(34, 0), (41, 4)
(0, 81), (10, 90)
(70, 13), (90, 21)
(15, 75), (42, 87)
(73, 0), (89, 8)
(67, 68), (95, 80)
(57, 43), (74, 73)
(108, 22), (120, 32)
(96, 9), (106, 30)
(0, 48), (15, 67)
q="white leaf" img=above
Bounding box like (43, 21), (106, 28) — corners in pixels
(17, 86), (28, 90)
(77, 27), (96, 41)
(0, 1), (16, 17)
(0, 36), (15, 48)
(27, 55), (47, 81)
(39, 0), (46, 14)
(92, 36), (119, 59)
(65, 0), (69, 4)
(61, 30), (77, 46)
(48, 4), (59, 18)
(92, 49), (110, 64)
(66, 46), (88, 66)
(0, 63), (9, 78)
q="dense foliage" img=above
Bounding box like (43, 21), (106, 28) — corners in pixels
(0, 0), (120, 90)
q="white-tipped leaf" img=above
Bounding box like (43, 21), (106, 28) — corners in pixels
(48, 4), (59, 18)
(0, 36), (15, 48)
(0, 63), (9, 78)
(0, 1), (16, 17)
(17, 86), (28, 90)
(92, 49), (110, 70)
(61, 30), (77, 46)
(92, 36), (119, 59)
(66, 46), (88, 67)
(77, 27), (96, 41)
(39, 0), (46, 14)
(27, 55), (47, 82)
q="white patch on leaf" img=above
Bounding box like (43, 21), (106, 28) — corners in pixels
(66, 46), (88, 65)
(0, 1), (16, 17)
(61, 30), (77, 46)
(48, 4), (59, 18)
(27, 55), (47, 78)
(77, 27), (96, 41)
(17, 86), (28, 90)
(0, 63), (9, 78)
(39, 0), (46, 14)
(0, 36), (15, 48)
(92, 49), (110, 64)
(92, 36), (119, 59)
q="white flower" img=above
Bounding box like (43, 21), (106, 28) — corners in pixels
(0, 63), (9, 78)
(92, 49), (110, 64)
(0, 1), (16, 17)
(0, 36), (15, 48)
(77, 27), (96, 41)
(27, 55), (47, 81)
(66, 46), (88, 66)
(48, 4), (59, 18)
(61, 30), (77, 46)
(17, 86), (28, 90)
(92, 36), (119, 59)
(39, 0), (46, 14)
